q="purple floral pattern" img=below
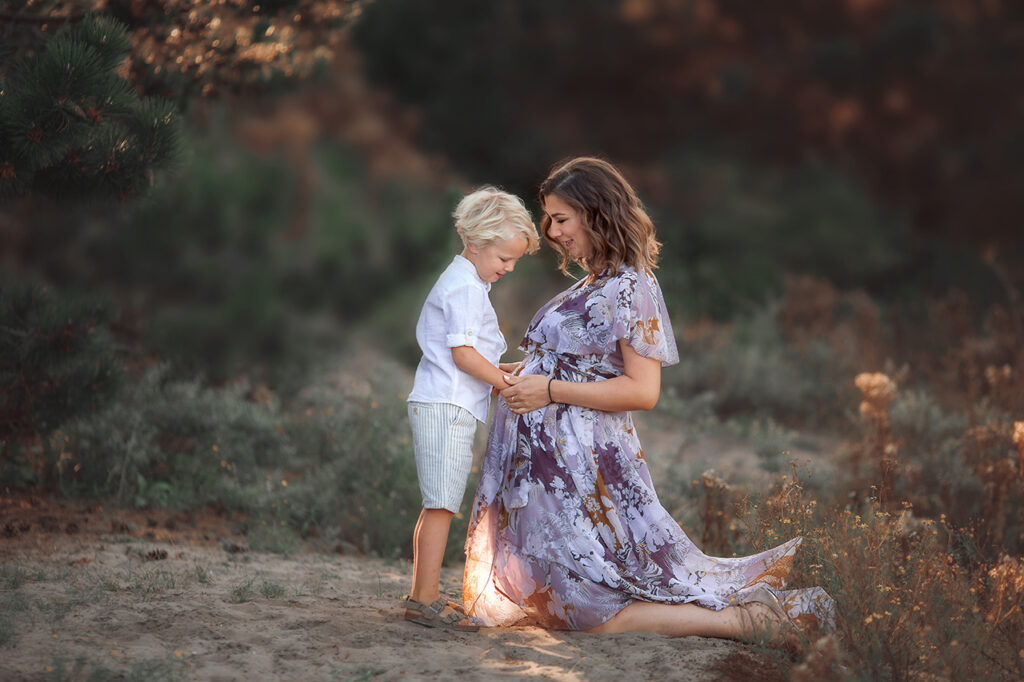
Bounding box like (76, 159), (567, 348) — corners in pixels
(463, 266), (835, 631)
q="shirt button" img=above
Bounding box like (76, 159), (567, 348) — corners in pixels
(467, 330), (474, 337)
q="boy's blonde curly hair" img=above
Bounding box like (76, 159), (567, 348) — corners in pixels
(454, 186), (539, 253)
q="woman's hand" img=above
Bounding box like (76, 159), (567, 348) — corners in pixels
(502, 342), (661, 415)
(500, 374), (550, 414)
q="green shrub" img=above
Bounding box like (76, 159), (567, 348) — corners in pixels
(59, 355), (431, 559)
(229, 577), (256, 603)
(259, 578), (286, 599)
(59, 366), (294, 506)
(656, 153), (912, 319)
(281, 356), (422, 559)
(0, 276), (123, 487)
(0, 277), (122, 440)
(885, 389), (976, 516)
(7, 121), (460, 385)
(670, 302), (844, 426)
(309, 143), (459, 319)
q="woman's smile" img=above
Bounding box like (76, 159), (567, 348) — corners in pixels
(543, 194), (592, 261)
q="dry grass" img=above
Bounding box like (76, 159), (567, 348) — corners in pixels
(676, 273), (1024, 680)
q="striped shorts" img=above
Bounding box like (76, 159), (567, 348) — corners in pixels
(408, 401), (478, 513)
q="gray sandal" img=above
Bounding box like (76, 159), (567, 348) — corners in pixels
(403, 596), (479, 632)
(738, 586), (804, 654)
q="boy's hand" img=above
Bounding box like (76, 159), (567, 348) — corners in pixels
(492, 371), (516, 395)
(452, 345), (517, 392)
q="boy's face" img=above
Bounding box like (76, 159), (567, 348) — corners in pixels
(464, 232), (529, 283)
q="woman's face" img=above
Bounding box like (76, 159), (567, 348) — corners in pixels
(543, 194), (593, 261)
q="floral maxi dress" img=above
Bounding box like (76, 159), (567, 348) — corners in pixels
(462, 266), (835, 631)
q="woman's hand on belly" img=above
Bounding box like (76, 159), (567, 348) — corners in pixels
(503, 341), (661, 414)
(500, 374), (551, 414)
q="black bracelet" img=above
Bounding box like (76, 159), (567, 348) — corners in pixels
(547, 377), (554, 405)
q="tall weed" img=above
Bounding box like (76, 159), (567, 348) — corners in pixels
(732, 474), (1022, 681)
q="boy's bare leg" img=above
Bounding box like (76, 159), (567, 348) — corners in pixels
(410, 507), (454, 604)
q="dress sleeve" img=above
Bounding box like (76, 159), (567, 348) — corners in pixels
(608, 268), (679, 366)
(443, 284), (487, 348)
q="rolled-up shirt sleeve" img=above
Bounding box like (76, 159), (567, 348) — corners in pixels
(444, 284), (486, 348)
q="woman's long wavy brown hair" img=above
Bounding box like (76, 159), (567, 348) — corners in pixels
(539, 157), (661, 277)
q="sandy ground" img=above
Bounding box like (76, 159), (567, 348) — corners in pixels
(0, 349), (838, 681)
(0, 496), (789, 682)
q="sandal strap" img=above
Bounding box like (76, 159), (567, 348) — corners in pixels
(429, 599), (463, 624)
(404, 596), (472, 627)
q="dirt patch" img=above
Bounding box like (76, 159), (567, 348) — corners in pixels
(1, 494), (787, 681)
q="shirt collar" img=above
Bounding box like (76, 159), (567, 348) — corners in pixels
(453, 254), (490, 290)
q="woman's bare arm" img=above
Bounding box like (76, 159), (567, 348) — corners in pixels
(500, 340), (661, 413)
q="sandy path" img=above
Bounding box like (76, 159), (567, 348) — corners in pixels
(1, 498), (785, 681)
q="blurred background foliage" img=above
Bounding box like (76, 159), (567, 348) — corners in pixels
(2, 0), (1021, 541)
(2, 4), (1024, 674)
(354, 0), (1024, 253)
(2, 0), (1021, 511)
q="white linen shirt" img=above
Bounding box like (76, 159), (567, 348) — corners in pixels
(407, 254), (507, 422)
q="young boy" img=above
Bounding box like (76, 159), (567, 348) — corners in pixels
(404, 187), (539, 630)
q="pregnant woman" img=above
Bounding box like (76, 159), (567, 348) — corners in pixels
(463, 157), (833, 648)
